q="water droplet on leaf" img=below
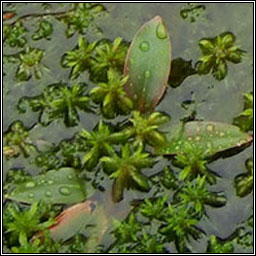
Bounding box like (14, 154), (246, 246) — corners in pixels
(156, 23), (167, 39)
(195, 136), (201, 141)
(145, 70), (151, 78)
(59, 186), (71, 196)
(206, 124), (215, 132)
(25, 181), (36, 188)
(139, 41), (150, 52)
(28, 192), (34, 198)
(45, 191), (52, 197)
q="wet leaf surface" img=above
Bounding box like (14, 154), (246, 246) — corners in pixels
(156, 121), (252, 158)
(124, 16), (171, 112)
(6, 168), (86, 204)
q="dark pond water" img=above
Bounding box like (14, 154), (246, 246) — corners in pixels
(3, 2), (253, 253)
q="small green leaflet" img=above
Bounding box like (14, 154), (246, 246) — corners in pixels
(124, 16), (171, 113)
(156, 121), (252, 158)
(6, 168), (87, 204)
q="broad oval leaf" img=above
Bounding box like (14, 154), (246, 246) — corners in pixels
(6, 168), (87, 204)
(124, 16), (171, 113)
(156, 121), (252, 158)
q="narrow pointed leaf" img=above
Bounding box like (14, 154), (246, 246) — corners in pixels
(156, 121), (252, 158)
(112, 173), (127, 203)
(129, 169), (150, 191)
(6, 168), (87, 204)
(124, 16), (172, 113)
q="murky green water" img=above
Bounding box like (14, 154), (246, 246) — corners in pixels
(3, 3), (253, 253)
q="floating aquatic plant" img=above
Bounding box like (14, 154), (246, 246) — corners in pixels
(234, 158), (253, 197)
(61, 36), (96, 79)
(174, 141), (209, 181)
(159, 166), (179, 190)
(139, 194), (168, 219)
(90, 37), (128, 82)
(34, 151), (61, 172)
(32, 19), (53, 41)
(80, 120), (122, 170)
(18, 83), (91, 126)
(101, 143), (155, 202)
(3, 121), (36, 158)
(111, 212), (165, 253)
(16, 46), (47, 81)
(207, 235), (234, 253)
(11, 232), (42, 253)
(116, 111), (170, 147)
(112, 213), (140, 244)
(124, 16), (171, 112)
(3, 21), (27, 47)
(196, 32), (245, 80)
(4, 202), (54, 244)
(174, 175), (226, 214)
(58, 3), (106, 38)
(90, 68), (133, 118)
(180, 3), (206, 23)
(160, 204), (201, 252)
(233, 92), (253, 132)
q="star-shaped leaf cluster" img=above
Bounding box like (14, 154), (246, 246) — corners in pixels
(90, 68), (133, 118)
(61, 36), (127, 82)
(196, 32), (245, 80)
(174, 176), (226, 215)
(32, 19), (53, 41)
(79, 120), (121, 170)
(90, 37), (128, 81)
(4, 21), (27, 48)
(115, 111), (170, 147)
(174, 141), (213, 182)
(101, 143), (155, 202)
(16, 46), (47, 81)
(58, 3), (106, 38)
(3, 121), (36, 158)
(18, 83), (91, 127)
(4, 202), (54, 244)
(61, 36), (97, 80)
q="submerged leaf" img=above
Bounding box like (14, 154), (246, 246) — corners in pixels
(156, 121), (252, 158)
(35, 201), (109, 252)
(6, 168), (87, 204)
(48, 201), (95, 242)
(124, 16), (171, 113)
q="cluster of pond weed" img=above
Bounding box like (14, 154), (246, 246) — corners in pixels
(3, 3), (253, 253)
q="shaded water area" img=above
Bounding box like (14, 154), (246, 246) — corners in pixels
(3, 3), (253, 253)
